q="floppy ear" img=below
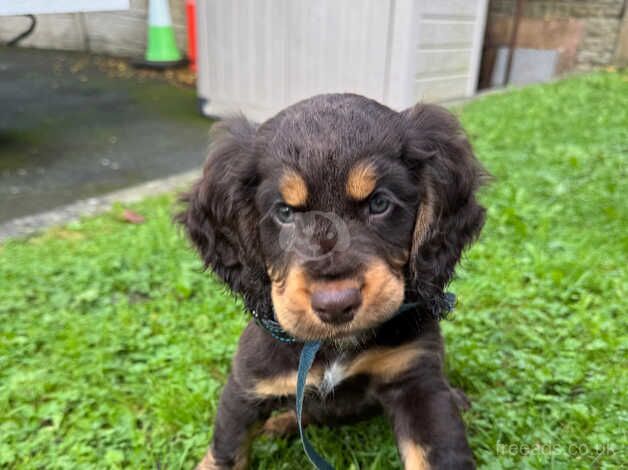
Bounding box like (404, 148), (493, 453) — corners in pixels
(401, 104), (487, 315)
(176, 116), (271, 314)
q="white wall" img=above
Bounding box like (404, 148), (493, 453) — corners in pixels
(0, 0), (187, 58)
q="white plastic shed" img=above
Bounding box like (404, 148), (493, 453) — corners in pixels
(196, 0), (488, 121)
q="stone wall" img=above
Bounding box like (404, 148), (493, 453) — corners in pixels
(487, 0), (627, 70)
(0, 0), (187, 58)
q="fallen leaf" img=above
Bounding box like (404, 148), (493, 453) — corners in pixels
(122, 209), (145, 224)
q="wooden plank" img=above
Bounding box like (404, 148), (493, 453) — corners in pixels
(421, 0), (478, 18)
(416, 49), (471, 76)
(415, 75), (469, 102)
(418, 21), (475, 48)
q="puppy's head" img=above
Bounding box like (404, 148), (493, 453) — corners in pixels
(178, 94), (486, 341)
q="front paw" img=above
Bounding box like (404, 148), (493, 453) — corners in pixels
(259, 410), (301, 438)
(401, 440), (475, 470)
(196, 450), (219, 470)
(196, 449), (248, 470)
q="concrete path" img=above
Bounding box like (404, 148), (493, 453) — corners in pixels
(0, 169), (199, 241)
(0, 47), (211, 223)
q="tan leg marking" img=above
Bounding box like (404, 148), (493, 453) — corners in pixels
(254, 366), (323, 397)
(400, 440), (431, 470)
(196, 450), (219, 470)
(346, 341), (435, 382)
(346, 161), (377, 200)
(279, 170), (308, 207)
(260, 410), (301, 438)
(196, 448), (249, 470)
(195, 429), (254, 470)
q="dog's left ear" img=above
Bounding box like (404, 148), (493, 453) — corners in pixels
(176, 116), (272, 315)
(400, 103), (487, 311)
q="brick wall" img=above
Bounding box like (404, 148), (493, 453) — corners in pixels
(0, 0), (187, 58)
(487, 0), (627, 69)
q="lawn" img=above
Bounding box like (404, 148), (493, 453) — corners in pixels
(1, 70), (626, 469)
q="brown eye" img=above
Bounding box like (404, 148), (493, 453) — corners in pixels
(275, 204), (295, 224)
(368, 193), (391, 215)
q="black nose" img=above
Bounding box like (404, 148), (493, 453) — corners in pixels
(311, 288), (361, 324)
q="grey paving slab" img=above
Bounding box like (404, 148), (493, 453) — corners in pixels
(0, 169), (200, 241)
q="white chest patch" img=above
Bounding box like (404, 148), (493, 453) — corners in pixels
(319, 361), (346, 396)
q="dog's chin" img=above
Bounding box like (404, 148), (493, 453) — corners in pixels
(280, 322), (373, 348)
(273, 303), (402, 345)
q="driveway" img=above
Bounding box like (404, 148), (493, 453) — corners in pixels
(0, 47), (211, 222)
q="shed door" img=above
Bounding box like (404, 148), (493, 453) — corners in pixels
(199, 0), (392, 121)
(284, 0), (391, 106)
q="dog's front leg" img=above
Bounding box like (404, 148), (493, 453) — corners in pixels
(376, 368), (475, 470)
(196, 373), (264, 470)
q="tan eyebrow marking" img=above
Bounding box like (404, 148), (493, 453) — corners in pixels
(346, 161), (377, 200)
(279, 170), (308, 206)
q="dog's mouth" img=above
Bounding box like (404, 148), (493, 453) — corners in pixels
(270, 259), (405, 341)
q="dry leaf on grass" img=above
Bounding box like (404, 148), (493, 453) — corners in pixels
(122, 209), (145, 224)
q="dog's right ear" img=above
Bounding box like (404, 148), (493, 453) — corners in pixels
(400, 104), (487, 314)
(176, 116), (268, 308)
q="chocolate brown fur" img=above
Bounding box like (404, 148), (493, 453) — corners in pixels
(178, 94), (486, 469)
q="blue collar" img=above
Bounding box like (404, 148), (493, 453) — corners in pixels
(251, 293), (456, 469)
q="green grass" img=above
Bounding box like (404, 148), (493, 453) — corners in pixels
(1, 70), (627, 469)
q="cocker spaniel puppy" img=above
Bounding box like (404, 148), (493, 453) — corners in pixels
(178, 94), (486, 470)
